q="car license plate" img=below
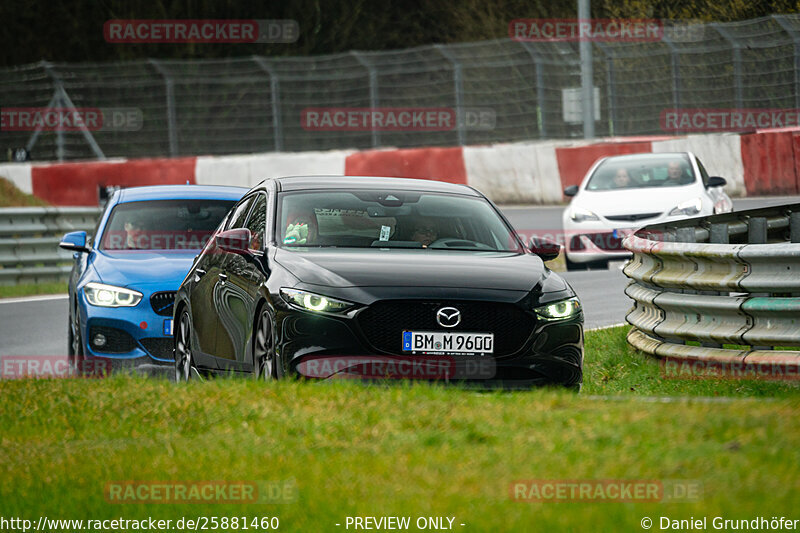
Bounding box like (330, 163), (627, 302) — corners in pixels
(402, 331), (494, 355)
(163, 319), (173, 336)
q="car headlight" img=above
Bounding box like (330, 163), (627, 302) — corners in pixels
(83, 282), (143, 308)
(569, 206), (600, 222)
(280, 288), (355, 314)
(669, 197), (702, 217)
(534, 297), (582, 321)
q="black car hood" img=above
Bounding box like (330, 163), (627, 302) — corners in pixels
(274, 248), (547, 291)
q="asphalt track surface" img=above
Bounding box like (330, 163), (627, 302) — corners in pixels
(1, 197), (797, 358)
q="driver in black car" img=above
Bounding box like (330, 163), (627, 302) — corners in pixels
(411, 217), (439, 248)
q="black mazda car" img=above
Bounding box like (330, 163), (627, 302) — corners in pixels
(174, 176), (583, 388)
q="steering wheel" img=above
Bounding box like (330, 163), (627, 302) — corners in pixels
(428, 238), (491, 249)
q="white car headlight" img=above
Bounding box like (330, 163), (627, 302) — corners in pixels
(83, 282), (143, 307)
(280, 288), (355, 314)
(534, 297), (582, 321)
(569, 206), (600, 223)
(669, 197), (702, 217)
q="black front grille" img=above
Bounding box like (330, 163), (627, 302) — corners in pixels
(357, 300), (535, 356)
(139, 337), (174, 359)
(88, 326), (136, 353)
(150, 291), (176, 316)
(605, 212), (661, 222)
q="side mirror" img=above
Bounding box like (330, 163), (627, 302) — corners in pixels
(59, 231), (89, 253)
(564, 185), (579, 197)
(707, 176), (727, 188)
(215, 228), (252, 255)
(529, 236), (562, 262)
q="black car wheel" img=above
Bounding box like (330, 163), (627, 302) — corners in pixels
(68, 305), (84, 372)
(253, 308), (275, 381)
(175, 310), (194, 382)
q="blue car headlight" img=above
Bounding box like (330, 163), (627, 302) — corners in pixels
(84, 282), (143, 308)
(280, 288), (354, 314)
(534, 297), (582, 321)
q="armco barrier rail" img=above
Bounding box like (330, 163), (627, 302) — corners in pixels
(622, 203), (800, 365)
(0, 207), (101, 285)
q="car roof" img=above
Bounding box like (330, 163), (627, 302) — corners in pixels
(600, 152), (692, 163)
(268, 176), (480, 196)
(116, 184), (249, 203)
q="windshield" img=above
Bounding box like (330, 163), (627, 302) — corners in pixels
(277, 190), (523, 252)
(99, 199), (236, 250)
(586, 154), (696, 191)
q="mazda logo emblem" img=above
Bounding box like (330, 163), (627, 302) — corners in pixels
(436, 307), (461, 328)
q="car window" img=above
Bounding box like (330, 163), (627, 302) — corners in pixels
(99, 199), (237, 250)
(227, 196), (255, 230)
(244, 193), (267, 251)
(586, 154), (695, 190)
(277, 190), (523, 252)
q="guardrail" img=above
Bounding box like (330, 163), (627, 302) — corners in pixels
(0, 207), (101, 285)
(622, 204), (800, 365)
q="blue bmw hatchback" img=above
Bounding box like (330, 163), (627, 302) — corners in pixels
(59, 185), (247, 371)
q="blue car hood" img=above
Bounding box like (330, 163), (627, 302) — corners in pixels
(90, 250), (198, 289)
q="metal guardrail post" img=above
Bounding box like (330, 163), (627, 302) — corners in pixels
(748, 217), (768, 244)
(253, 56), (284, 152)
(791, 212), (800, 243)
(149, 59), (179, 157)
(709, 222), (729, 244)
(350, 51), (381, 148)
(434, 45), (466, 146)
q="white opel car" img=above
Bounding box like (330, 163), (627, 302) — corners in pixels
(561, 152), (733, 270)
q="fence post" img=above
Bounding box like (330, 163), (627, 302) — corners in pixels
(661, 34), (682, 134)
(350, 51), (381, 148)
(712, 24), (743, 110)
(595, 43), (616, 137)
(253, 57), (284, 152)
(519, 42), (547, 138)
(434, 45), (466, 146)
(149, 59), (179, 157)
(772, 15), (800, 110)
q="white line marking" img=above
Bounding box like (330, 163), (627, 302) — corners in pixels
(0, 294), (68, 305)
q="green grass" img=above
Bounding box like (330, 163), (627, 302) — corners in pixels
(0, 282), (67, 298)
(585, 326), (800, 397)
(1, 327), (798, 530)
(0, 176), (48, 207)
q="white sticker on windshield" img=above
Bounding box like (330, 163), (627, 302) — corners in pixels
(379, 225), (391, 241)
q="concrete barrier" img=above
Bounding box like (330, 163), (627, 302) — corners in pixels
(10, 129), (800, 206)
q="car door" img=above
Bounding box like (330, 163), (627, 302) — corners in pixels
(190, 196), (254, 367)
(213, 194), (260, 371)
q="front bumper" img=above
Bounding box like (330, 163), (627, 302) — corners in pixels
(78, 290), (176, 364)
(278, 305), (583, 388)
